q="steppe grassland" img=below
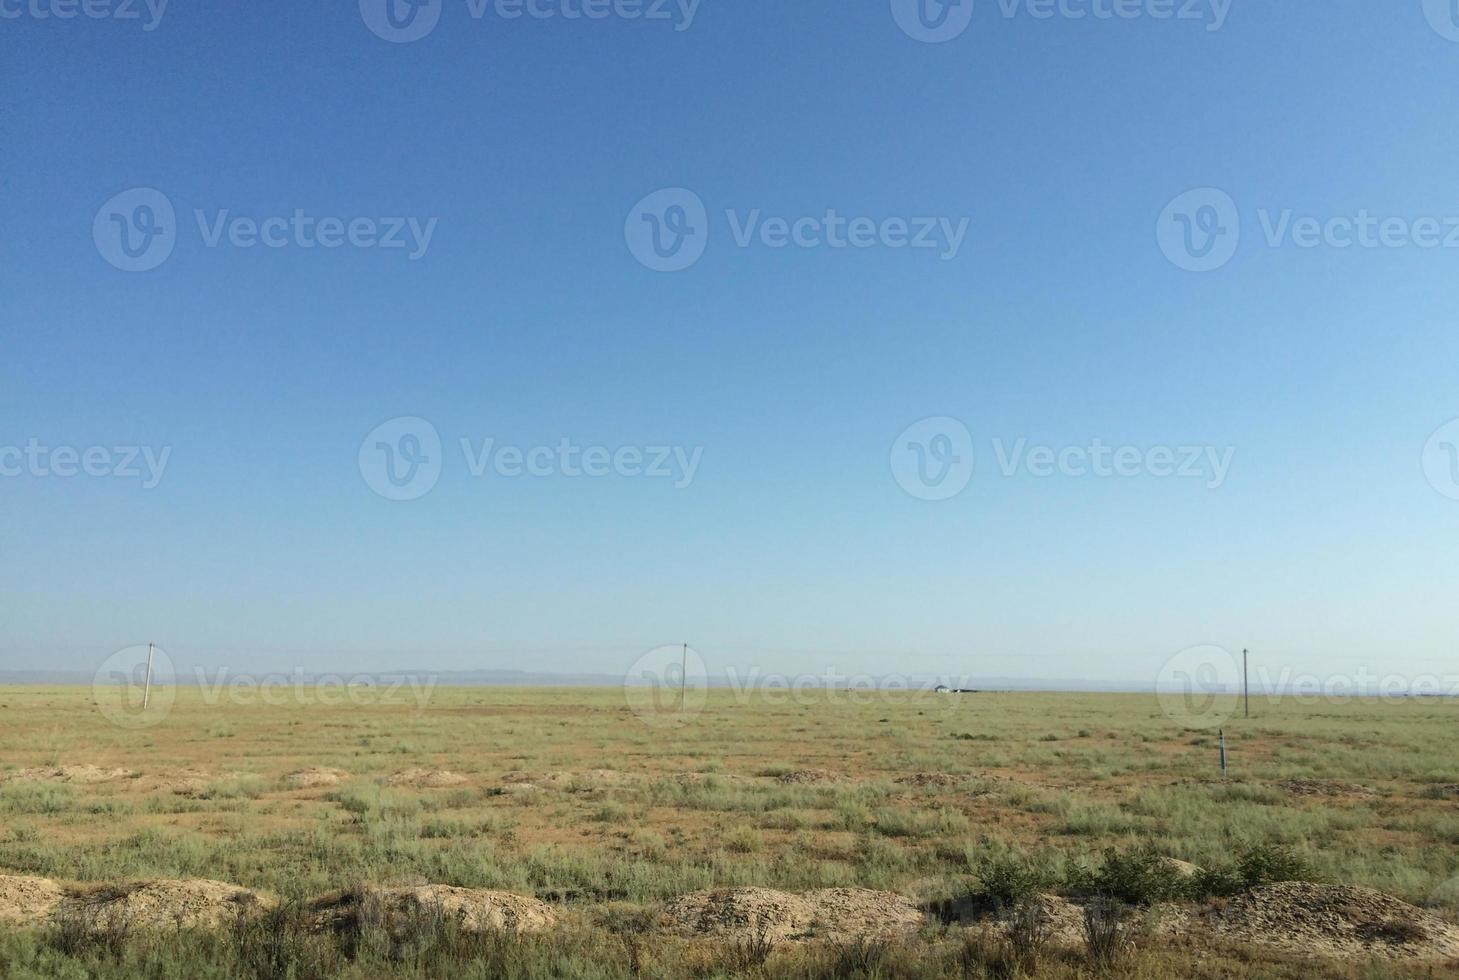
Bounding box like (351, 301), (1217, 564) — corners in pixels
(2, 685), (1458, 910)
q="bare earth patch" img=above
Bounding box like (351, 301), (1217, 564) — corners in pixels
(139, 768), (214, 796)
(285, 767), (349, 789)
(308, 885), (557, 934)
(663, 887), (923, 941)
(0, 875), (64, 927)
(775, 769), (834, 785)
(64, 879), (276, 931)
(385, 769), (469, 788)
(1277, 778), (1378, 799)
(1200, 882), (1459, 960)
(895, 772), (963, 788)
(4, 765), (137, 784)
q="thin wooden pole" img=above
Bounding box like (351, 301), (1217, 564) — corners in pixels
(142, 643), (155, 710)
(678, 643), (688, 713)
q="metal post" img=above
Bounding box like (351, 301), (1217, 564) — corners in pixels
(1219, 729), (1227, 776)
(142, 643), (155, 710)
(679, 643), (688, 714)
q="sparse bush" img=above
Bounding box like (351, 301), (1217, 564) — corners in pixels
(721, 914), (778, 972)
(973, 851), (1057, 910)
(1081, 897), (1131, 965)
(1002, 898), (1051, 972)
(1234, 841), (1316, 889)
(955, 929), (1023, 980)
(1068, 843), (1190, 905)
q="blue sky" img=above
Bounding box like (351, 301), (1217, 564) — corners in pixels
(3, 0), (1458, 687)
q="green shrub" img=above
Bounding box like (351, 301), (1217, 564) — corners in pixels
(973, 851), (1056, 909)
(1067, 844), (1190, 905)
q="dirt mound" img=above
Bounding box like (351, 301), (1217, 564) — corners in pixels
(5, 765), (136, 784)
(663, 888), (814, 940)
(896, 772), (962, 788)
(141, 769), (213, 795)
(541, 769), (634, 789)
(663, 887), (923, 941)
(1277, 779), (1376, 798)
(0, 875), (64, 927)
(285, 767), (349, 788)
(775, 769), (833, 785)
(64, 879), (275, 931)
(385, 769), (468, 788)
(309, 885), (557, 935)
(1202, 882), (1459, 960)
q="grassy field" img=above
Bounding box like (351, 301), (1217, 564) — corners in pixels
(2, 685), (1459, 978)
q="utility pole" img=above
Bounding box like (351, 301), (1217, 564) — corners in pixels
(678, 643), (688, 714)
(142, 643), (155, 710)
(1243, 648), (1249, 719)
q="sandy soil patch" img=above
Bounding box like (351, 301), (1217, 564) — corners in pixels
(0, 875), (64, 927)
(384, 769), (469, 788)
(774, 769), (834, 785)
(895, 772), (963, 788)
(285, 767), (349, 789)
(4, 765), (137, 784)
(1277, 779), (1378, 798)
(308, 885), (557, 935)
(139, 769), (213, 795)
(64, 879), (276, 930)
(663, 887), (923, 941)
(1199, 882), (1459, 960)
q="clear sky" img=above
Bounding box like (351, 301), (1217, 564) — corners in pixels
(3, 0), (1458, 688)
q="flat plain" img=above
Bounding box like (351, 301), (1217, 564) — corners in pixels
(2, 685), (1459, 978)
